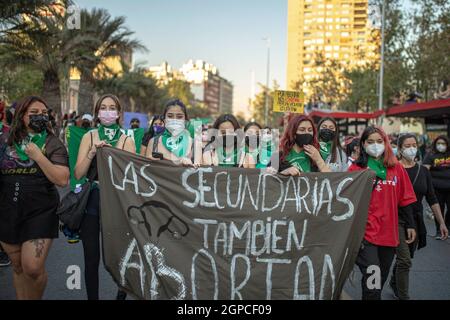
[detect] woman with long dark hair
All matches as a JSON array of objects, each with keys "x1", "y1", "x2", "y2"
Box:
[
  {"x1": 277, "y1": 115, "x2": 330, "y2": 175},
  {"x1": 0, "y1": 96, "x2": 69, "y2": 299},
  {"x1": 203, "y1": 114, "x2": 242, "y2": 167},
  {"x1": 145, "y1": 99, "x2": 195, "y2": 166},
  {"x1": 349, "y1": 126, "x2": 417, "y2": 300},
  {"x1": 74, "y1": 94, "x2": 135, "y2": 300},
  {"x1": 140, "y1": 115, "x2": 164, "y2": 156},
  {"x1": 317, "y1": 117, "x2": 347, "y2": 172},
  {"x1": 423, "y1": 135, "x2": 450, "y2": 239},
  {"x1": 389, "y1": 133, "x2": 448, "y2": 300}
]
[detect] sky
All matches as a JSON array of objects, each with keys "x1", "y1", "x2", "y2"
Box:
[{"x1": 74, "y1": 0, "x2": 288, "y2": 116}]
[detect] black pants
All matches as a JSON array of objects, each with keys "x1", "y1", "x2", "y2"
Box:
[
  {"x1": 434, "y1": 188, "x2": 450, "y2": 233},
  {"x1": 356, "y1": 240, "x2": 396, "y2": 300},
  {"x1": 80, "y1": 188, "x2": 101, "y2": 300}
]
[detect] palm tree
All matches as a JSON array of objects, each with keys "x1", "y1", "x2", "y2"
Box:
[
  {"x1": 73, "y1": 8, "x2": 146, "y2": 115},
  {"x1": 0, "y1": 2, "x2": 92, "y2": 112},
  {"x1": 96, "y1": 63, "x2": 167, "y2": 114}
]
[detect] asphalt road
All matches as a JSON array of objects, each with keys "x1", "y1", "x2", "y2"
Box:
[{"x1": 1, "y1": 188, "x2": 449, "y2": 300}]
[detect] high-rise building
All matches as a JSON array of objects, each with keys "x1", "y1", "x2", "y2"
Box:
[
  {"x1": 286, "y1": 0, "x2": 378, "y2": 98},
  {"x1": 179, "y1": 60, "x2": 233, "y2": 115}
]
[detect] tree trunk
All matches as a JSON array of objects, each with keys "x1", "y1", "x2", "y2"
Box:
[
  {"x1": 41, "y1": 69, "x2": 62, "y2": 114},
  {"x1": 77, "y1": 71, "x2": 96, "y2": 116}
]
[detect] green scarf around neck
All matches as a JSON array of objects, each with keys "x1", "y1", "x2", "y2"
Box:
[
  {"x1": 161, "y1": 129, "x2": 190, "y2": 158},
  {"x1": 368, "y1": 156, "x2": 387, "y2": 180},
  {"x1": 319, "y1": 141, "x2": 332, "y2": 161},
  {"x1": 286, "y1": 148, "x2": 311, "y2": 173},
  {"x1": 98, "y1": 124, "x2": 122, "y2": 147},
  {"x1": 14, "y1": 131, "x2": 47, "y2": 161},
  {"x1": 217, "y1": 146, "x2": 239, "y2": 167}
]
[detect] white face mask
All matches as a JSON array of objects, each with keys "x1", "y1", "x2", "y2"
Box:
[
  {"x1": 436, "y1": 144, "x2": 447, "y2": 153},
  {"x1": 165, "y1": 119, "x2": 185, "y2": 137},
  {"x1": 365, "y1": 143, "x2": 385, "y2": 158},
  {"x1": 401, "y1": 147, "x2": 417, "y2": 161}
]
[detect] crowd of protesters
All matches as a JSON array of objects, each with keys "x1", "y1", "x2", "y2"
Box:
[{"x1": 0, "y1": 96, "x2": 449, "y2": 301}]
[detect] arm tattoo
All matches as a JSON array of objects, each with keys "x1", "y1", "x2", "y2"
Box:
[{"x1": 30, "y1": 240, "x2": 46, "y2": 258}]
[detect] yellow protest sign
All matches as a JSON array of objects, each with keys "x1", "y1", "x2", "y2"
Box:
[{"x1": 273, "y1": 90, "x2": 304, "y2": 113}]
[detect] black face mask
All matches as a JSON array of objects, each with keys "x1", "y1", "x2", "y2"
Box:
[
  {"x1": 29, "y1": 114, "x2": 49, "y2": 133},
  {"x1": 221, "y1": 134, "x2": 237, "y2": 147},
  {"x1": 81, "y1": 120, "x2": 91, "y2": 129},
  {"x1": 131, "y1": 124, "x2": 140, "y2": 129},
  {"x1": 245, "y1": 135, "x2": 260, "y2": 148},
  {"x1": 319, "y1": 128, "x2": 336, "y2": 142},
  {"x1": 295, "y1": 133, "x2": 313, "y2": 147}
]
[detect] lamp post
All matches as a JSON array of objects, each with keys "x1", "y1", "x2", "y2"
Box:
[
  {"x1": 378, "y1": 0, "x2": 386, "y2": 126},
  {"x1": 263, "y1": 37, "x2": 271, "y2": 127}
]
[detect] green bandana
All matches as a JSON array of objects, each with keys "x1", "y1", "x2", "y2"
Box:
[
  {"x1": 368, "y1": 156, "x2": 387, "y2": 180},
  {"x1": 161, "y1": 129, "x2": 189, "y2": 158},
  {"x1": 258, "y1": 144, "x2": 272, "y2": 169},
  {"x1": 286, "y1": 148, "x2": 311, "y2": 173},
  {"x1": 218, "y1": 147, "x2": 239, "y2": 167},
  {"x1": 98, "y1": 124, "x2": 122, "y2": 147},
  {"x1": 319, "y1": 141, "x2": 332, "y2": 161},
  {"x1": 14, "y1": 131, "x2": 47, "y2": 161}
]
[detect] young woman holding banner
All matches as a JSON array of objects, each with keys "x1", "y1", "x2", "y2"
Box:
[
  {"x1": 203, "y1": 114, "x2": 242, "y2": 167},
  {"x1": 0, "y1": 96, "x2": 69, "y2": 299},
  {"x1": 348, "y1": 126, "x2": 417, "y2": 300},
  {"x1": 74, "y1": 94, "x2": 135, "y2": 300},
  {"x1": 317, "y1": 117, "x2": 347, "y2": 172},
  {"x1": 277, "y1": 115, "x2": 331, "y2": 175},
  {"x1": 145, "y1": 99, "x2": 197, "y2": 166}
]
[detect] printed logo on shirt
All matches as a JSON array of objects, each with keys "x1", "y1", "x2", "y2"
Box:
[
  {"x1": 434, "y1": 156, "x2": 450, "y2": 167},
  {"x1": 373, "y1": 177, "x2": 397, "y2": 192},
  {"x1": 1, "y1": 168, "x2": 38, "y2": 175}
]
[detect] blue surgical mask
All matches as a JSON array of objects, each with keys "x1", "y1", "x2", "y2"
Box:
[{"x1": 392, "y1": 147, "x2": 398, "y2": 156}]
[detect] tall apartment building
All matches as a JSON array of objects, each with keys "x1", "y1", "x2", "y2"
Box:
[{"x1": 286, "y1": 0, "x2": 378, "y2": 98}]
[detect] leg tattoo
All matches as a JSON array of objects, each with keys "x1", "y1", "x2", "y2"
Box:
[{"x1": 30, "y1": 240, "x2": 45, "y2": 258}]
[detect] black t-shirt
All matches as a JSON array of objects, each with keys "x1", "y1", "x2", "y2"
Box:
[
  {"x1": 404, "y1": 164, "x2": 438, "y2": 216},
  {"x1": 0, "y1": 133, "x2": 69, "y2": 186},
  {"x1": 423, "y1": 151, "x2": 450, "y2": 189}
]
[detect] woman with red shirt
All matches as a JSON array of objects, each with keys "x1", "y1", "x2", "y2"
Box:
[{"x1": 348, "y1": 126, "x2": 417, "y2": 300}]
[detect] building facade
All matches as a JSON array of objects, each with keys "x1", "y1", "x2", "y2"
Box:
[{"x1": 286, "y1": 0, "x2": 378, "y2": 98}]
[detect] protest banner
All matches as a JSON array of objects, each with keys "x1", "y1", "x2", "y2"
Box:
[{"x1": 97, "y1": 147, "x2": 374, "y2": 300}]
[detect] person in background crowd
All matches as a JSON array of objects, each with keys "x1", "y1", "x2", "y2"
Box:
[
  {"x1": 390, "y1": 137, "x2": 399, "y2": 156},
  {"x1": 201, "y1": 125, "x2": 211, "y2": 149},
  {"x1": 0, "y1": 96, "x2": 69, "y2": 299},
  {"x1": 74, "y1": 115, "x2": 82, "y2": 128},
  {"x1": 389, "y1": 133, "x2": 448, "y2": 300},
  {"x1": 423, "y1": 135, "x2": 450, "y2": 239},
  {"x1": 140, "y1": 115, "x2": 164, "y2": 156},
  {"x1": 6, "y1": 107, "x2": 15, "y2": 127},
  {"x1": 145, "y1": 100, "x2": 195, "y2": 166},
  {"x1": 345, "y1": 136, "x2": 360, "y2": 167},
  {"x1": 74, "y1": 94, "x2": 135, "y2": 300},
  {"x1": 203, "y1": 114, "x2": 242, "y2": 167},
  {"x1": 277, "y1": 115, "x2": 331, "y2": 175},
  {"x1": 0, "y1": 102, "x2": 12, "y2": 267},
  {"x1": 317, "y1": 117, "x2": 348, "y2": 172},
  {"x1": 349, "y1": 126, "x2": 417, "y2": 300},
  {"x1": 130, "y1": 118, "x2": 140, "y2": 129},
  {"x1": 239, "y1": 122, "x2": 261, "y2": 168},
  {"x1": 81, "y1": 114, "x2": 93, "y2": 130}
]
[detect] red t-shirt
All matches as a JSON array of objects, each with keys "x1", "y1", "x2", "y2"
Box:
[{"x1": 348, "y1": 162, "x2": 417, "y2": 247}]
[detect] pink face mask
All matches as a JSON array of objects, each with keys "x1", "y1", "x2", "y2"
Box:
[{"x1": 98, "y1": 110, "x2": 118, "y2": 126}]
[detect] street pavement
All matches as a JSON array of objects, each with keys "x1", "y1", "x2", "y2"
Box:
[{"x1": 1, "y1": 188, "x2": 449, "y2": 300}]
